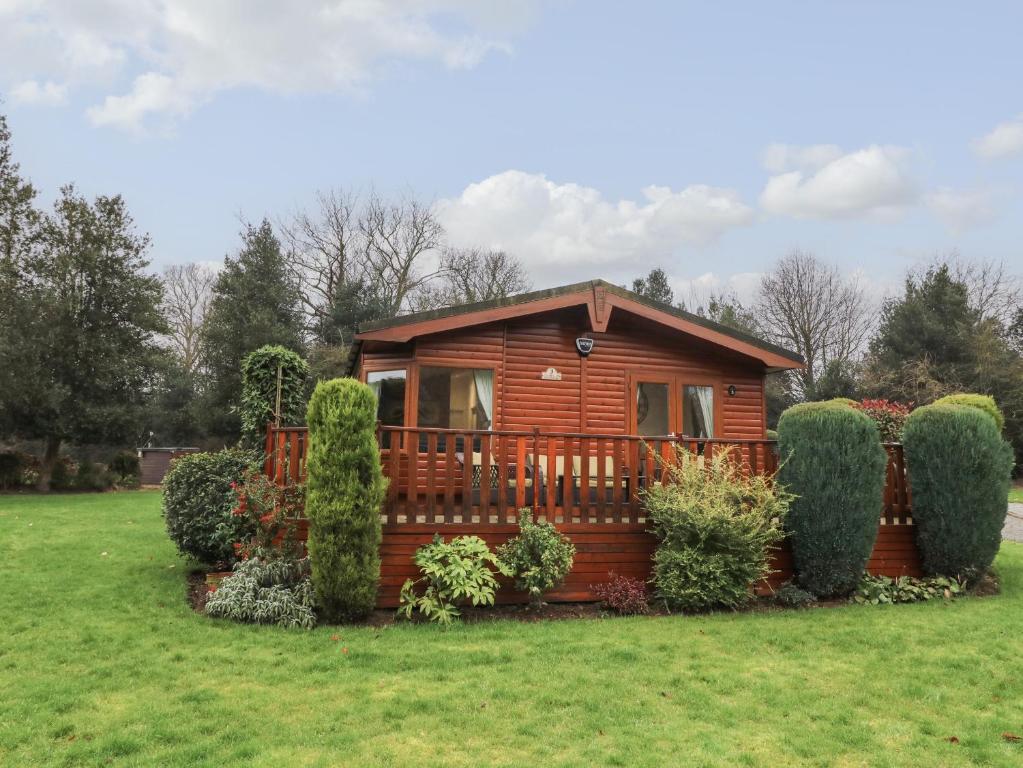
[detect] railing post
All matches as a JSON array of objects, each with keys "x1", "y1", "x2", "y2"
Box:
[
  {"x1": 532, "y1": 427, "x2": 541, "y2": 518},
  {"x1": 263, "y1": 422, "x2": 274, "y2": 478}
]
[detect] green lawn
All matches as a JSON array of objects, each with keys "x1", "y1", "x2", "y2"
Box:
[
  {"x1": 1010, "y1": 484, "x2": 1022, "y2": 504},
  {"x1": 2, "y1": 492, "x2": 1022, "y2": 767}
]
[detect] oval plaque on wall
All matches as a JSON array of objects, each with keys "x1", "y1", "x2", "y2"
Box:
[{"x1": 540, "y1": 367, "x2": 562, "y2": 381}]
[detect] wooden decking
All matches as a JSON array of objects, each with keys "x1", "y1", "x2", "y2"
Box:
[{"x1": 265, "y1": 425, "x2": 920, "y2": 605}]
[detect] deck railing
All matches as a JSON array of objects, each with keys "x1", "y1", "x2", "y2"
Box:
[{"x1": 265, "y1": 424, "x2": 914, "y2": 527}]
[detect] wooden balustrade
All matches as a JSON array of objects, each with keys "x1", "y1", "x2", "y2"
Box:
[{"x1": 265, "y1": 424, "x2": 786, "y2": 526}]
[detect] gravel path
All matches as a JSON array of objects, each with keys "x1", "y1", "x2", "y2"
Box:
[{"x1": 1005, "y1": 503, "x2": 1023, "y2": 542}]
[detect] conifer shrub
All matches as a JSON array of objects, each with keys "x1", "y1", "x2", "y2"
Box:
[
  {"x1": 777, "y1": 401, "x2": 887, "y2": 597},
  {"x1": 239, "y1": 345, "x2": 310, "y2": 449},
  {"x1": 644, "y1": 448, "x2": 789, "y2": 612},
  {"x1": 932, "y1": 393, "x2": 1004, "y2": 433},
  {"x1": 305, "y1": 378, "x2": 385, "y2": 622},
  {"x1": 162, "y1": 448, "x2": 256, "y2": 565},
  {"x1": 902, "y1": 403, "x2": 1013, "y2": 580}
]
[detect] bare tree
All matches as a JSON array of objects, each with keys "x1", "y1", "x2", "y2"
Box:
[
  {"x1": 417, "y1": 247, "x2": 531, "y2": 308},
  {"x1": 946, "y1": 254, "x2": 1022, "y2": 328},
  {"x1": 756, "y1": 251, "x2": 873, "y2": 397},
  {"x1": 161, "y1": 262, "x2": 216, "y2": 372},
  {"x1": 360, "y1": 193, "x2": 445, "y2": 315},
  {"x1": 279, "y1": 188, "x2": 363, "y2": 335}
]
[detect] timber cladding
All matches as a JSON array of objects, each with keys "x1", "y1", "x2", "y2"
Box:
[
  {"x1": 286, "y1": 518, "x2": 921, "y2": 606},
  {"x1": 357, "y1": 306, "x2": 769, "y2": 441}
]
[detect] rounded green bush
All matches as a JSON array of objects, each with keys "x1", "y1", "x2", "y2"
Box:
[
  {"x1": 903, "y1": 403, "x2": 1013, "y2": 580},
  {"x1": 826, "y1": 397, "x2": 857, "y2": 407},
  {"x1": 932, "y1": 393, "x2": 1004, "y2": 433},
  {"x1": 777, "y1": 401, "x2": 888, "y2": 597},
  {"x1": 305, "y1": 378, "x2": 385, "y2": 622},
  {"x1": 162, "y1": 448, "x2": 256, "y2": 565},
  {"x1": 240, "y1": 345, "x2": 310, "y2": 449}
]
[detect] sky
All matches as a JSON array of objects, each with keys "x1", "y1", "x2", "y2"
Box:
[{"x1": 3, "y1": 0, "x2": 1023, "y2": 305}]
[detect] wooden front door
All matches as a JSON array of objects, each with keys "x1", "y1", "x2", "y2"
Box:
[{"x1": 627, "y1": 373, "x2": 719, "y2": 438}]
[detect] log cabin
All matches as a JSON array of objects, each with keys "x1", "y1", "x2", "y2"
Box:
[{"x1": 265, "y1": 280, "x2": 921, "y2": 605}]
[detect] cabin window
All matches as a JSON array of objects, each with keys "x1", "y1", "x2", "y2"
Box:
[
  {"x1": 417, "y1": 366, "x2": 494, "y2": 431},
  {"x1": 636, "y1": 382, "x2": 671, "y2": 436},
  {"x1": 367, "y1": 369, "x2": 406, "y2": 447},
  {"x1": 682, "y1": 385, "x2": 714, "y2": 438}
]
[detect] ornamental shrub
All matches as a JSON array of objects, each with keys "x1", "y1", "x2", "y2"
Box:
[
  {"x1": 205, "y1": 556, "x2": 316, "y2": 629},
  {"x1": 932, "y1": 393, "x2": 1004, "y2": 433},
  {"x1": 777, "y1": 401, "x2": 888, "y2": 597},
  {"x1": 592, "y1": 573, "x2": 650, "y2": 615},
  {"x1": 853, "y1": 399, "x2": 912, "y2": 442},
  {"x1": 497, "y1": 511, "x2": 575, "y2": 606},
  {"x1": 229, "y1": 469, "x2": 305, "y2": 561},
  {"x1": 305, "y1": 378, "x2": 385, "y2": 622},
  {"x1": 772, "y1": 582, "x2": 815, "y2": 608},
  {"x1": 398, "y1": 535, "x2": 512, "y2": 624},
  {"x1": 902, "y1": 403, "x2": 1013, "y2": 580},
  {"x1": 108, "y1": 450, "x2": 141, "y2": 486},
  {"x1": 644, "y1": 447, "x2": 789, "y2": 612},
  {"x1": 162, "y1": 448, "x2": 256, "y2": 565},
  {"x1": 239, "y1": 345, "x2": 310, "y2": 449}
]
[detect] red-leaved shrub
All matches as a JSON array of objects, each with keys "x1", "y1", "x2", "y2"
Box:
[
  {"x1": 853, "y1": 399, "x2": 912, "y2": 442},
  {"x1": 592, "y1": 573, "x2": 649, "y2": 615}
]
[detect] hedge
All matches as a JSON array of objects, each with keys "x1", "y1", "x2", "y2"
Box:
[
  {"x1": 777, "y1": 401, "x2": 888, "y2": 597},
  {"x1": 305, "y1": 378, "x2": 385, "y2": 622},
  {"x1": 903, "y1": 402, "x2": 1013, "y2": 580},
  {"x1": 162, "y1": 448, "x2": 256, "y2": 565}
]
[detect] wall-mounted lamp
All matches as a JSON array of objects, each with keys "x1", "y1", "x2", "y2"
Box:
[{"x1": 727, "y1": 385, "x2": 737, "y2": 397}]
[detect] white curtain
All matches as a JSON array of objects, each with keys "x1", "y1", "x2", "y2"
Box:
[
  {"x1": 694, "y1": 386, "x2": 714, "y2": 437},
  {"x1": 473, "y1": 369, "x2": 494, "y2": 428}
]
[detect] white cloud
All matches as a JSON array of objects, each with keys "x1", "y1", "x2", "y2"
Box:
[
  {"x1": 434, "y1": 170, "x2": 755, "y2": 283},
  {"x1": 672, "y1": 271, "x2": 763, "y2": 308},
  {"x1": 9, "y1": 79, "x2": 67, "y2": 106},
  {"x1": 760, "y1": 144, "x2": 918, "y2": 219},
  {"x1": 0, "y1": 1, "x2": 520, "y2": 131},
  {"x1": 924, "y1": 186, "x2": 998, "y2": 232},
  {"x1": 761, "y1": 143, "x2": 843, "y2": 173},
  {"x1": 972, "y1": 114, "x2": 1023, "y2": 160}
]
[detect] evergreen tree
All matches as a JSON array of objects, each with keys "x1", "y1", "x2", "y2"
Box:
[
  {"x1": 0, "y1": 185, "x2": 165, "y2": 490},
  {"x1": 631, "y1": 268, "x2": 675, "y2": 305},
  {"x1": 199, "y1": 220, "x2": 304, "y2": 440}
]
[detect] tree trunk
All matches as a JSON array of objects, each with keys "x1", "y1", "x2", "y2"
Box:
[{"x1": 36, "y1": 436, "x2": 62, "y2": 492}]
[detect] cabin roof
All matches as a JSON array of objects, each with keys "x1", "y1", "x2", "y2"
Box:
[{"x1": 350, "y1": 279, "x2": 804, "y2": 373}]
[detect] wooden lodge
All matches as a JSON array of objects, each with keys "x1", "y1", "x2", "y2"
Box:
[{"x1": 265, "y1": 280, "x2": 921, "y2": 606}]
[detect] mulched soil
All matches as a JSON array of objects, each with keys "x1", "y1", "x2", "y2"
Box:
[{"x1": 187, "y1": 570, "x2": 210, "y2": 614}]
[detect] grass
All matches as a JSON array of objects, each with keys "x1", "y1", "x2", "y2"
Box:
[
  {"x1": 1010, "y1": 483, "x2": 1022, "y2": 503},
  {"x1": 1, "y1": 492, "x2": 1022, "y2": 767}
]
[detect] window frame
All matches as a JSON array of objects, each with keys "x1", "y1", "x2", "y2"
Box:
[{"x1": 626, "y1": 371, "x2": 721, "y2": 438}]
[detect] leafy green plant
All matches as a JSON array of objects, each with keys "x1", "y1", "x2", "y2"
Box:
[
  {"x1": 644, "y1": 447, "x2": 790, "y2": 613},
  {"x1": 162, "y1": 448, "x2": 257, "y2": 565},
  {"x1": 239, "y1": 345, "x2": 310, "y2": 449},
  {"x1": 73, "y1": 460, "x2": 113, "y2": 491},
  {"x1": 903, "y1": 402, "x2": 1014, "y2": 581},
  {"x1": 772, "y1": 582, "x2": 816, "y2": 608},
  {"x1": 398, "y1": 535, "x2": 512, "y2": 624},
  {"x1": 851, "y1": 574, "x2": 964, "y2": 605},
  {"x1": 497, "y1": 511, "x2": 575, "y2": 607},
  {"x1": 305, "y1": 378, "x2": 385, "y2": 622},
  {"x1": 777, "y1": 401, "x2": 888, "y2": 597},
  {"x1": 932, "y1": 393, "x2": 1005, "y2": 432},
  {"x1": 205, "y1": 556, "x2": 316, "y2": 629}
]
